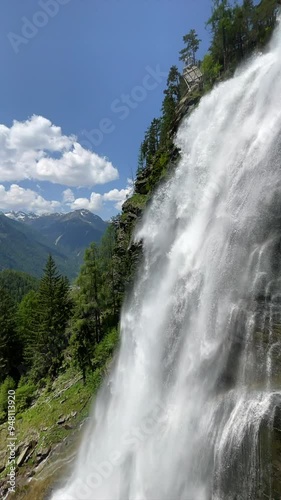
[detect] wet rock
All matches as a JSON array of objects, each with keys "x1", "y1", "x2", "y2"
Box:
[
  {"x1": 36, "y1": 446, "x2": 51, "y2": 464},
  {"x1": 17, "y1": 446, "x2": 30, "y2": 467}
]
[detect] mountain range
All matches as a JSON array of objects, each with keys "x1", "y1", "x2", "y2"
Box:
[{"x1": 0, "y1": 210, "x2": 108, "y2": 279}]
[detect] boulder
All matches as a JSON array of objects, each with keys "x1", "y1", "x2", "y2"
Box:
[
  {"x1": 57, "y1": 416, "x2": 66, "y2": 425},
  {"x1": 17, "y1": 446, "x2": 30, "y2": 467},
  {"x1": 36, "y1": 446, "x2": 51, "y2": 464},
  {"x1": 17, "y1": 439, "x2": 37, "y2": 466},
  {"x1": 63, "y1": 423, "x2": 73, "y2": 430}
]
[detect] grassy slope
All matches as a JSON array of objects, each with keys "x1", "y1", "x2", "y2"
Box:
[{"x1": 0, "y1": 329, "x2": 119, "y2": 499}]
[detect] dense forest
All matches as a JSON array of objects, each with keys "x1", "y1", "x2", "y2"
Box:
[{"x1": 0, "y1": 0, "x2": 278, "y2": 424}]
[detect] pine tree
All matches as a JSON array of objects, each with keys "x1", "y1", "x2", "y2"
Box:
[
  {"x1": 160, "y1": 66, "x2": 181, "y2": 147},
  {"x1": 32, "y1": 255, "x2": 71, "y2": 379},
  {"x1": 70, "y1": 244, "x2": 102, "y2": 382},
  {"x1": 138, "y1": 119, "x2": 161, "y2": 169},
  {"x1": 146, "y1": 118, "x2": 161, "y2": 163},
  {"x1": 207, "y1": 0, "x2": 233, "y2": 70},
  {"x1": 179, "y1": 29, "x2": 201, "y2": 66},
  {"x1": 0, "y1": 288, "x2": 21, "y2": 383},
  {"x1": 255, "y1": 0, "x2": 277, "y2": 45},
  {"x1": 70, "y1": 295, "x2": 94, "y2": 384},
  {"x1": 99, "y1": 225, "x2": 119, "y2": 326},
  {"x1": 137, "y1": 142, "x2": 145, "y2": 173},
  {"x1": 16, "y1": 290, "x2": 39, "y2": 370}
]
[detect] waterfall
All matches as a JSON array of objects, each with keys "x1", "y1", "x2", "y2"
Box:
[{"x1": 52, "y1": 20, "x2": 281, "y2": 500}]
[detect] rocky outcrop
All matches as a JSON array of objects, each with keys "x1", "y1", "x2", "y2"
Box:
[
  {"x1": 36, "y1": 446, "x2": 51, "y2": 465},
  {"x1": 17, "y1": 439, "x2": 37, "y2": 467}
]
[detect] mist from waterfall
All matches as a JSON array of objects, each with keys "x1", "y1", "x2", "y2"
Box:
[{"x1": 52, "y1": 18, "x2": 281, "y2": 500}]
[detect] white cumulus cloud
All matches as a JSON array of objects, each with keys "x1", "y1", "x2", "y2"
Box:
[
  {"x1": 0, "y1": 115, "x2": 119, "y2": 187},
  {"x1": 70, "y1": 192, "x2": 103, "y2": 212},
  {"x1": 65, "y1": 180, "x2": 134, "y2": 212},
  {"x1": 103, "y1": 179, "x2": 134, "y2": 209},
  {"x1": 62, "y1": 188, "x2": 75, "y2": 203},
  {"x1": 0, "y1": 184, "x2": 61, "y2": 214},
  {"x1": 0, "y1": 179, "x2": 134, "y2": 216}
]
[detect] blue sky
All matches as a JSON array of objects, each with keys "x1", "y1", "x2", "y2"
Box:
[{"x1": 0, "y1": 0, "x2": 211, "y2": 219}]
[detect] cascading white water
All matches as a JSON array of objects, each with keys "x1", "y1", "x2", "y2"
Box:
[{"x1": 52, "y1": 20, "x2": 281, "y2": 500}]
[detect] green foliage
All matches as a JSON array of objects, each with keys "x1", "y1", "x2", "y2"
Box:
[
  {"x1": 206, "y1": 0, "x2": 278, "y2": 72},
  {"x1": 201, "y1": 53, "x2": 222, "y2": 88},
  {"x1": 70, "y1": 243, "x2": 102, "y2": 382},
  {"x1": 140, "y1": 118, "x2": 161, "y2": 169},
  {"x1": 15, "y1": 383, "x2": 37, "y2": 412},
  {"x1": 126, "y1": 193, "x2": 148, "y2": 209},
  {"x1": 136, "y1": 65, "x2": 181, "y2": 178},
  {"x1": 255, "y1": 0, "x2": 278, "y2": 45},
  {"x1": 0, "y1": 376, "x2": 16, "y2": 423},
  {"x1": 30, "y1": 255, "x2": 72, "y2": 380},
  {"x1": 145, "y1": 151, "x2": 172, "y2": 192},
  {"x1": 92, "y1": 328, "x2": 119, "y2": 371},
  {"x1": 0, "y1": 288, "x2": 21, "y2": 383},
  {"x1": 160, "y1": 66, "x2": 182, "y2": 148},
  {"x1": 137, "y1": 143, "x2": 146, "y2": 173},
  {"x1": 69, "y1": 227, "x2": 123, "y2": 383},
  {"x1": 179, "y1": 29, "x2": 201, "y2": 65},
  {"x1": 99, "y1": 225, "x2": 120, "y2": 327},
  {"x1": 0, "y1": 270, "x2": 39, "y2": 303},
  {"x1": 16, "y1": 290, "x2": 40, "y2": 369}
]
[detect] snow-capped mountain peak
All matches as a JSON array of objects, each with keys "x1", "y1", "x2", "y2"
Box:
[{"x1": 4, "y1": 211, "x2": 39, "y2": 222}]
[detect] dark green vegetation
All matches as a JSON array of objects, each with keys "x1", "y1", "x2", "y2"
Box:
[
  {"x1": 0, "y1": 209, "x2": 107, "y2": 279},
  {"x1": 0, "y1": 249, "x2": 120, "y2": 497},
  {"x1": 0, "y1": 1, "x2": 279, "y2": 497},
  {"x1": 0, "y1": 246, "x2": 121, "y2": 424},
  {"x1": 203, "y1": 0, "x2": 278, "y2": 85},
  {"x1": 0, "y1": 270, "x2": 38, "y2": 303}
]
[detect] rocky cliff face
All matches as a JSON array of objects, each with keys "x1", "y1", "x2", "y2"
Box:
[{"x1": 113, "y1": 89, "x2": 201, "y2": 293}]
